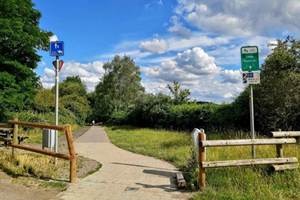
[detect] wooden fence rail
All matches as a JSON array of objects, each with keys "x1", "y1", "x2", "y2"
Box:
[
  {"x1": 272, "y1": 131, "x2": 300, "y2": 138},
  {"x1": 201, "y1": 138, "x2": 296, "y2": 147},
  {"x1": 203, "y1": 157, "x2": 298, "y2": 168},
  {"x1": 0, "y1": 119, "x2": 77, "y2": 183},
  {"x1": 195, "y1": 129, "x2": 299, "y2": 191}
]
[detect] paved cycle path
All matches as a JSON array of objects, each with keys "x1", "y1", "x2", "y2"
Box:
[{"x1": 57, "y1": 126, "x2": 189, "y2": 200}]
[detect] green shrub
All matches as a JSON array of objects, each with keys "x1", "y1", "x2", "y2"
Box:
[
  {"x1": 13, "y1": 109, "x2": 77, "y2": 125},
  {"x1": 108, "y1": 110, "x2": 129, "y2": 125},
  {"x1": 168, "y1": 103, "x2": 219, "y2": 130}
]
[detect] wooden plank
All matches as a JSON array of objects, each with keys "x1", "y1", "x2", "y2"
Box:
[
  {"x1": 202, "y1": 157, "x2": 298, "y2": 168},
  {"x1": 272, "y1": 131, "x2": 300, "y2": 138},
  {"x1": 0, "y1": 128, "x2": 13, "y2": 132},
  {"x1": 9, "y1": 144, "x2": 70, "y2": 160},
  {"x1": 8, "y1": 120, "x2": 67, "y2": 131},
  {"x1": 65, "y1": 125, "x2": 77, "y2": 183},
  {"x1": 0, "y1": 123, "x2": 11, "y2": 128},
  {"x1": 198, "y1": 130, "x2": 206, "y2": 191},
  {"x1": 201, "y1": 138, "x2": 296, "y2": 147},
  {"x1": 12, "y1": 118, "x2": 18, "y2": 159},
  {"x1": 176, "y1": 172, "x2": 186, "y2": 188},
  {"x1": 272, "y1": 163, "x2": 299, "y2": 171}
]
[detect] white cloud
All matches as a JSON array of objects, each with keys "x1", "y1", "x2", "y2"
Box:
[
  {"x1": 175, "y1": 0, "x2": 300, "y2": 37},
  {"x1": 142, "y1": 47, "x2": 244, "y2": 103},
  {"x1": 176, "y1": 47, "x2": 220, "y2": 75},
  {"x1": 140, "y1": 39, "x2": 168, "y2": 53},
  {"x1": 49, "y1": 35, "x2": 59, "y2": 42},
  {"x1": 41, "y1": 61, "x2": 104, "y2": 92},
  {"x1": 167, "y1": 34, "x2": 231, "y2": 52},
  {"x1": 222, "y1": 69, "x2": 241, "y2": 83},
  {"x1": 168, "y1": 16, "x2": 192, "y2": 38}
]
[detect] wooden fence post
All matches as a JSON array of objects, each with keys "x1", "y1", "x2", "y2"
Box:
[
  {"x1": 198, "y1": 129, "x2": 206, "y2": 191},
  {"x1": 65, "y1": 125, "x2": 77, "y2": 183},
  {"x1": 12, "y1": 117, "x2": 18, "y2": 159},
  {"x1": 276, "y1": 129, "x2": 283, "y2": 158}
]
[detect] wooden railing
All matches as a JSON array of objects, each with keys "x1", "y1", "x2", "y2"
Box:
[
  {"x1": 193, "y1": 129, "x2": 300, "y2": 191},
  {"x1": 0, "y1": 119, "x2": 77, "y2": 183}
]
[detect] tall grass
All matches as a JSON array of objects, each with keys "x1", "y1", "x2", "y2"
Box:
[
  {"x1": 0, "y1": 150, "x2": 67, "y2": 179},
  {"x1": 105, "y1": 126, "x2": 300, "y2": 200},
  {"x1": 105, "y1": 126, "x2": 191, "y2": 168}
]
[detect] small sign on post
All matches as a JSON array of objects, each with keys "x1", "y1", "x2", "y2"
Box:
[
  {"x1": 52, "y1": 60, "x2": 64, "y2": 71},
  {"x1": 241, "y1": 46, "x2": 259, "y2": 72},
  {"x1": 242, "y1": 72, "x2": 260, "y2": 84},
  {"x1": 50, "y1": 41, "x2": 64, "y2": 57}
]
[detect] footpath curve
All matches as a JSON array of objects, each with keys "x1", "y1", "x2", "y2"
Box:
[{"x1": 57, "y1": 126, "x2": 190, "y2": 200}]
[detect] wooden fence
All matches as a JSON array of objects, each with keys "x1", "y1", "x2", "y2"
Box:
[
  {"x1": 0, "y1": 119, "x2": 77, "y2": 183},
  {"x1": 195, "y1": 129, "x2": 300, "y2": 191}
]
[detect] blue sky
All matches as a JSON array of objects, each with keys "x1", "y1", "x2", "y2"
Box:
[{"x1": 34, "y1": 0, "x2": 300, "y2": 103}]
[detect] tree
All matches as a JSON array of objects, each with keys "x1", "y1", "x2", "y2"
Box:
[
  {"x1": 58, "y1": 76, "x2": 91, "y2": 124},
  {"x1": 235, "y1": 37, "x2": 300, "y2": 132},
  {"x1": 34, "y1": 88, "x2": 54, "y2": 112},
  {"x1": 254, "y1": 38, "x2": 300, "y2": 131},
  {"x1": 0, "y1": 0, "x2": 51, "y2": 120},
  {"x1": 59, "y1": 76, "x2": 87, "y2": 96},
  {"x1": 167, "y1": 81, "x2": 191, "y2": 104},
  {"x1": 94, "y1": 55, "x2": 144, "y2": 121}
]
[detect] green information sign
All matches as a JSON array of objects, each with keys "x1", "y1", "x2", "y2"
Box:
[{"x1": 241, "y1": 46, "x2": 259, "y2": 72}]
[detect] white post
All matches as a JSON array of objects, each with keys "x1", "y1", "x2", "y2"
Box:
[
  {"x1": 250, "y1": 85, "x2": 256, "y2": 158},
  {"x1": 55, "y1": 56, "x2": 59, "y2": 158}
]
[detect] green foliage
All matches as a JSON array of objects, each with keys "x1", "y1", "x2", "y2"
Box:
[
  {"x1": 127, "y1": 93, "x2": 172, "y2": 127},
  {"x1": 167, "y1": 81, "x2": 191, "y2": 104},
  {"x1": 59, "y1": 76, "x2": 87, "y2": 96},
  {"x1": 127, "y1": 94, "x2": 221, "y2": 131},
  {"x1": 58, "y1": 76, "x2": 91, "y2": 125},
  {"x1": 0, "y1": 0, "x2": 51, "y2": 121},
  {"x1": 60, "y1": 94, "x2": 91, "y2": 124},
  {"x1": 168, "y1": 103, "x2": 219, "y2": 130},
  {"x1": 235, "y1": 38, "x2": 300, "y2": 132},
  {"x1": 20, "y1": 76, "x2": 91, "y2": 125},
  {"x1": 93, "y1": 55, "x2": 144, "y2": 121},
  {"x1": 15, "y1": 109, "x2": 77, "y2": 125},
  {"x1": 34, "y1": 88, "x2": 54, "y2": 112}
]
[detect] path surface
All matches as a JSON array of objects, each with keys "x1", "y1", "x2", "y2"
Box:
[
  {"x1": 57, "y1": 126, "x2": 190, "y2": 200},
  {"x1": 0, "y1": 171, "x2": 59, "y2": 200}
]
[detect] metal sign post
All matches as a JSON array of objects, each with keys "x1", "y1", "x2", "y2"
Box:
[
  {"x1": 55, "y1": 56, "x2": 59, "y2": 156},
  {"x1": 249, "y1": 85, "x2": 255, "y2": 158},
  {"x1": 50, "y1": 41, "x2": 64, "y2": 161},
  {"x1": 241, "y1": 46, "x2": 260, "y2": 158}
]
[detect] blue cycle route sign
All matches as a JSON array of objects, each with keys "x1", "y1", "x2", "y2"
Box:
[{"x1": 50, "y1": 41, "x2": 64, "y2": 57}]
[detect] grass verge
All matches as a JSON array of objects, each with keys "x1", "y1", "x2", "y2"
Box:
[{"x1": 105, "y1": 125, "x2": 300, "y2": 200}]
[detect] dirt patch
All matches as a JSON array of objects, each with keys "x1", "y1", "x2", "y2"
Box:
[{"x1": 0, "y1": 171, "x2": 61, "y2": 200}]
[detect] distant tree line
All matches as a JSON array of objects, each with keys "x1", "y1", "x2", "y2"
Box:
[{"x1": 89, "y1": 38, "x2": 300, "y2": 133}]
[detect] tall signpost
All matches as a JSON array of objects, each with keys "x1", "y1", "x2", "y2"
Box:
[
  {"x1": 50, "y1": 41, "x2": 64, "y2": 161},
  {"x1": 241, "y1": 46, "x2": 260, "y2": 158}
]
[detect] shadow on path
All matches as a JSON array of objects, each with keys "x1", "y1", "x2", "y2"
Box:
[
  {"x1": 143, "y1": 169, "x2": 175, "y2": 178},
  {"x1": 111, "y1": 162, "x2": 174, "y2": 171},
  {"x1": 136, "y1": 183, "x2": 177, "y2": 193}
]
